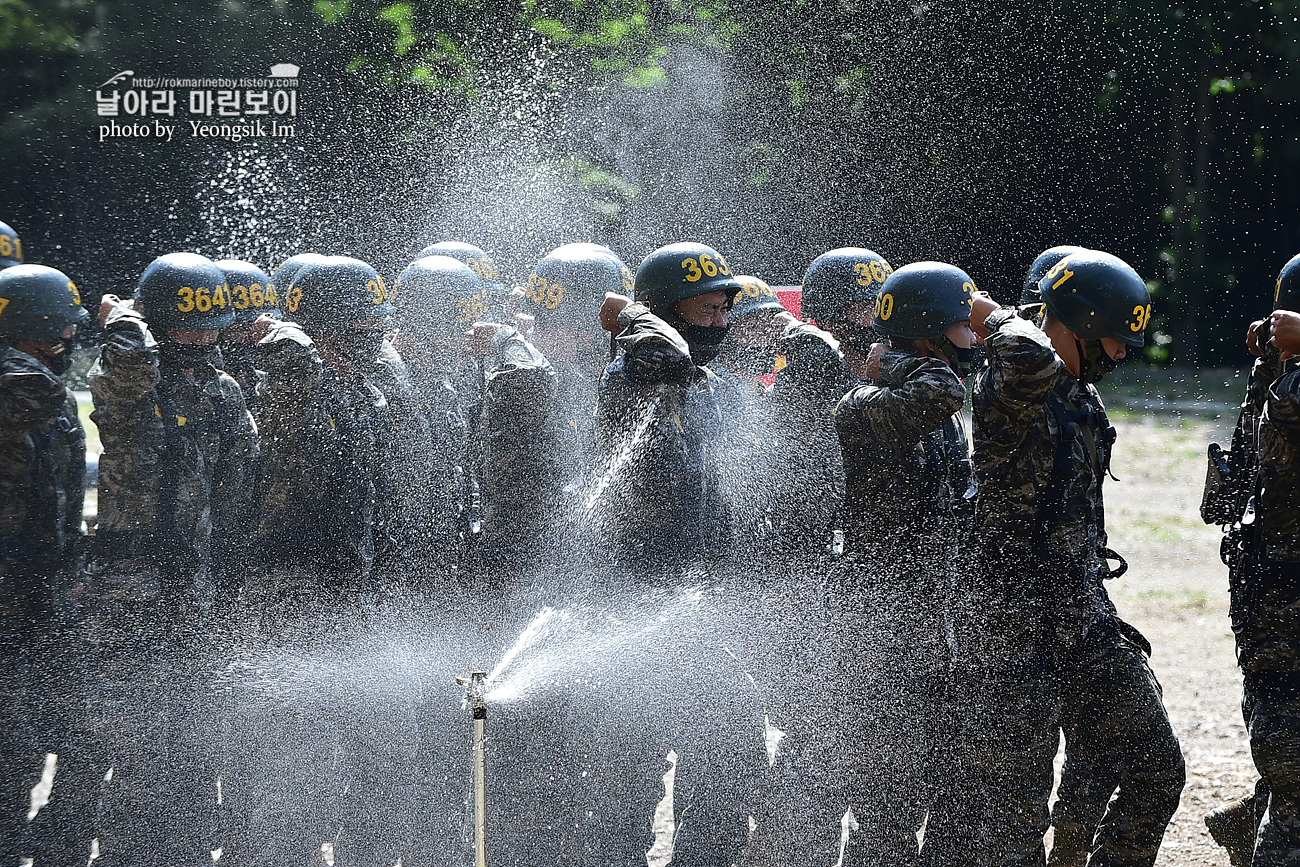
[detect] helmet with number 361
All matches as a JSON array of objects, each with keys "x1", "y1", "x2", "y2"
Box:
[
  {"x1": 1039, "y1": 249, "x2": 1150, "y2": 347},
  {"x1": 214, "y1": 259, "x2": 277, "y2": 324},
  {"x1": 136, "y1": 252, "x2": 235, "y2": 330},
  {"x1": 633, "y1": 242, "x2": 743, "y2": 316},
  {"x1": 283, "y1": 256, "x2": 394, "y2": 334},
  {"x1": 0, "y1": 221, "x2": 24, "y2": 269}
]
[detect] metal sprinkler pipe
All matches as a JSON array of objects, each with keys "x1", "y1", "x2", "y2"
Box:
[{"x1": 457, "y1": 671, "x2": 489, "y2": 867}]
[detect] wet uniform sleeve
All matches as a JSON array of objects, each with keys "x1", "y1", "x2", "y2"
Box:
[
  {"x1": 483, "y1": 327, "x2": 558, "y2": 441},
  {"x1": 976, "y1": 306, "x2": 1061, "y2": 443},
  {"x1": 0, "y1": 350, "x2": 74, "y2": 560},
  {"x1": 772, "y1": 320, "x2": 845, "y2": 392},
  {"x1": 0, "y1": 350, "x2": 68, "y2": 435},
  {"x1": 1258, "y1": 365, "x2": 1300, "y2": 559},
  {"x1": 254, "y1": 321, "x2": 325, "y2": 535},
  {"x1": 211, "y1": 372, "x2": 260, "y2": 541},
  {"x1": 835, "y1": 351, "x2": 966, "y2": 453},
  {"x1": 89, "y1": 305, "x2": 160, "y2": 408}
]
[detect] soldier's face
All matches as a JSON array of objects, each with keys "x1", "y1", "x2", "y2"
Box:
[
  {"x1": 165, "y1": 328, "x2": 219, "y2": 345},
  {"x1": 945, "y1": 321, "x2": 976, "y2": 348},
  {"x1": 675, "y1": 291, "x2": 730, "y2": 327},
  {"x1": 1100, "y1": 336, "x2": 1127, "y2": 362}
]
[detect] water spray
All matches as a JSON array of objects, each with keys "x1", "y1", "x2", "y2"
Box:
[{"x1": 457, "y1": 671, "x2": 489, "y2": 867}]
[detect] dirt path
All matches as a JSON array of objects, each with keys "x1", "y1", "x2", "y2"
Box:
[{"x1": 1104, "y1": 416, "x2": 1253, "y2": 866}]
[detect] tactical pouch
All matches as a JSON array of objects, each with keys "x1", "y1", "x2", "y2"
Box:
[{"x1": 1200, "y1": 442, "x2": 1237, "y2": 525}]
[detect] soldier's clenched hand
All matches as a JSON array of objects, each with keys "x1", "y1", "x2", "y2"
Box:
[
  {"x1": 599, "y1": 293, "x2": 632, "y2": 333},
  {"x1": 626, "y1": 345, "x2": 698, "y2": 385},
  {"x1": 99, "y1": 294, "x2": 122, "y2": 329},
  {"x1": 1269, "y1": 310, "x2": 1300, "y2": 360}
]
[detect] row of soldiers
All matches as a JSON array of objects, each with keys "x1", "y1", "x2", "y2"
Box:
[{"x1": 0, "y1": 213, "x2": 1296, "y2": 865}]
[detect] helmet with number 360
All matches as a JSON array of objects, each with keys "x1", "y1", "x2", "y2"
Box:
[
  {"x1": 0, "y1": 221, "x2": 24, "y2": 269},
  {"x1": 284, "y1": 256, "x2": 394, "y2": 334},
  {"x1": 137, "y1": 252, "x2": 235, "y2": 330},
  {"x1": 800, "y1": 247, "x2": 894, "y2": 327},
  {"x1": 1039, "y1": 249, "x2": 1150, "y2": 347},
  {"x1": 528, "y1": 244, "x2": 633, "y2": 328},
  {"x1": 634, "y1": 242, "x2": 743, "y2": 316},
  {"x1": 214, "y1": 259, "x2": 277, "y2": 324}
]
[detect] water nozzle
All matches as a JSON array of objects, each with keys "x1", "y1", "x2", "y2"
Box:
[{"x1": 458, "y1": 671, "x2": 488, "y2": 712}]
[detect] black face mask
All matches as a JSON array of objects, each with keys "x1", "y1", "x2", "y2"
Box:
[
  {"x1": 37, "y1": 338, "x2": 75, "y2": 375},
  {"x1": 158, "y1": 340, "x2": 219, "y2": 365},
  {"x1": 934, "y1": 336, "x2": 983, "y2": 378},
  {"x1": 219, "y1": 341, "x2": 257, "y2": 372},
  {"x1": 836, "y1": 321, "x2": 878, "y2": 357},
  {"x1": 340, "y1": 329, "x2": 385, "y2": 361},
  {"x1": 678, "y1": 323, "x2": 730, "y2": 365},
  {"x1": 1075, "y1": 338, "x2": 1119, "y2": 384}
]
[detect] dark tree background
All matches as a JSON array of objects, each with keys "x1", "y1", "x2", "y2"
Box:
[{"x1": 2, "y1": 0, "x2": 1297, "y2": 365}]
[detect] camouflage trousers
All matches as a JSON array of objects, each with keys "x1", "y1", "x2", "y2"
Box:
[
  {"x1": 1232, "y1": 555, "x2": 1300, "y2": 867},
  {"x1": 933, "y1": 581, "x2": 1184, "y2": 867}
]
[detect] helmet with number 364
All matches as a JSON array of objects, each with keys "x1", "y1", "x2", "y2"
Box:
[
  {"x1": 1039, "y1": 249, "x2": 1150, "y2": 347},
  {"x1": 283, "y1": 256, "x2": 395, "y2": 334},
  {"x1": 136, "y1": 252, "x2": 235, "y2": 330},
  {"x1": 634, "y1": 242, "x2": 743, "y2": 316},
  {"x1": 214, "y1": 259, "x2": 277, "y2": 324}
]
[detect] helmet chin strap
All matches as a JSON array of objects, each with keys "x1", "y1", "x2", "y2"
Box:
[{"x1": 1074, "y1": 337, "x2": 1117, "y2": 384}]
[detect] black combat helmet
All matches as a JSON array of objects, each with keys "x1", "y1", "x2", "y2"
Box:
[
  {"x1": 528, "y1": 243, "x2": 633, "y2": 328},
  {"x1": 214, "y1": 259, "x2": 277, "y2": 324},
  {"x1": 730, "y1": 275, "x2": 786, "y2": 321},
  {"x1": 0, "y1": 264, "x2": 89, "y2": 341},
  {"x1": 634, "y1": 242, "x2": 742, "y2": 313},
  {"x1": 800, "y1": 247, "x2": 893, "y2": 326},
  {"x1": 284, "y1": 256, "x2": 394, "y2": 334},
  {"x1": 270, "y1": 253, "x2": 328, "y2": 312},
  {"x1": 396, "y1": 254, "x2": 490, "y2": 334},
  {"x1": 419, "y1": 241, "x2": 506, "y2": 305},
  {"x1": 876, "y1": 262, "x2": 979, "y2": 375},
  {"x1": 1021, "y1": 245, "x2": 1087, "y2": 306},
  {"x1": 1040, "y1": 249, "x2": 1150, "y2": 383},
  {"x1": 1274, "y1": 253, "x2": 1300, "y2": 312},
  {"x1": 0, "y1": 221, "x2": 23, "y2": 269},
  {"x1": 137, "y1": 252, "x2": 235, "y2": 330}
]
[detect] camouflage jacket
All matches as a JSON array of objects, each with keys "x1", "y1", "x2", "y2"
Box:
[
  {"x1": 471, "y1": 327, "x2": 561, "y2": 565},
  {"x1": 254, "y1": 321, "x2": 381, "y2": 576},
  {"x1": 89, "y1": 305, "x2": 258, "y2": 571},
  {"x1": 595, "y1": 303, "x2": 730, "y2": 568},
  {"x1": 0, "y1": 342, "x2": 86, "y2": 571},
  {"x1": 1253, "y1": 360, "x2": 1300, "y2": 561},
  {"x1": 369, "y1": 339, "x2": 462, "y2": 569},
  {"x1": 971, "y1": 307, "x2": 1116, "y2": 603},
  {"x1": 835, "y1": 349, "x2": 970, "y2": 564}
]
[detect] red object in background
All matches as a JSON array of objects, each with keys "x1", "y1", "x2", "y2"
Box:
[{"x1": 774, "y1": 286, "x2": 801, "y2": 319}]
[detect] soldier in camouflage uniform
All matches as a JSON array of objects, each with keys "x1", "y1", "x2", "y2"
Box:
[
  {"x1": 0, "y1": 263, "x2": 95, "y2": 863},
  {"x1": 821, "y1": 262, "x2": 977, "y2": 867},
  {"x1": 88, "y1": 252, "x2": 258, "y2": 609},
  {"x1": 946, "y1": 249, "x2": 1184, "y2": 867},
  {"x1": 213, "y1": 259, "x2": 278, "y2": 419}
]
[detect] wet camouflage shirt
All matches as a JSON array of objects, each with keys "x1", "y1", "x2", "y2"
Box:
[
  {"x1": 835, "y1": 349, "x2": 970, "y2": 560},
  {"x1": 971, "y1": 307, "x2": 1113, "y2": 600},
  {"x1": 1255, "y1": 361, "x2": 1300, "y2": 561},
  {"x1": 0, "y1": 342, "x2": 85, "y2": 569},
  {"x1": 89, "y1": 306, "x2": 258, "y2": 569},
  {"x1": 596, "y1": 302, "x2": 730, "y2": 566}
]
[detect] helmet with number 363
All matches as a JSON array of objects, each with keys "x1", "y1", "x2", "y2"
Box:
[
  {"x1": 634, "y1": 242, "x2": 743, "y2": 316},
  {"x1": 800, "y1": 247, "x2": 894, "y2": 327},
  {"x1": 283, "y1": 256, "x2": 395, "y2": 334},
  {"x1": 136, "y1": 252, "x2": 235, "y2": 330},
  {"x1": 214, "y1": 259, "x2": 277, "y2": 324},
  {"x1": 1039, "y1": 249, "x2": 1150, "y2": 347}
]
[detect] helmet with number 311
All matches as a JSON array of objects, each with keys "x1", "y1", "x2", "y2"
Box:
[
  {"x1": 634, "y1": 242, "x2": 743, "y2": 316},
  {"x1": 137, "y1": 252, "x2": 235, "y2": 330},
  {"x1": 1039, "y1": 249, "x2": 1150, "y2": 347},
  {"x1": 284, "y1": 256, "x2": 394, "y2": 334}
]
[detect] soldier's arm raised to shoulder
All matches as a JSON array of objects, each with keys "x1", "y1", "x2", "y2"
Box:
[
  {"x1": 980, "y1": 305, "x2": 1060, "y2": 421},
  {"x1": 257, "y1": 317, "x2": 324, "y2": 396},
  {"x1": 836, "y1": 351, "x2": 966, "y2": 450},
  {"x1": 89, "y1": 299, "x2": 160, "y2": 405}
]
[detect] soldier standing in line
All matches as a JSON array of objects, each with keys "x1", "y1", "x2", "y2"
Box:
[
  {"x1": 823, "y1": 262, "x2": 977, "y2": 867},
  {"x1": 0, "y1": 263, "x2": 95, "y2": 864},
  {"x1": 946, "y1": 250, "x2": 1185, "y2": 867}
]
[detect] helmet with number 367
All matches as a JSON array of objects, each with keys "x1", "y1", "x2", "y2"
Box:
[
  {"x1": 214, "y1": 259, "x2": 277, "y2": 324},
  {"x1": 634, "y1": 242, "x2": 743, "y2": 316},
  {"x1": 283, "y1": 256, "x2": 395, "y2": 334},
  {"x1": 136, "y1": 252, "x2": 235, "y2": 330},
  {"x1": 1039, "y1": 249, "x2": 1150, "y2": 347}
]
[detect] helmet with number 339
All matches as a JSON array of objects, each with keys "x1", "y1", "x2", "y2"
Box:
[
  {"x1": 136, "y1": 252, "x2": 235, "y2": 330},
  {"x1": 529, "y1": 243, "x2": 633, "y2": 328},
  {"x1": 214, "y1": 259, "x2": 277, "y2": 324},
  {"x1": 633, "y1": 242, "x2": 743, "y2": 316},
  {"x1": 284, "y1": 256, "x2": 394, "y2": 334}
]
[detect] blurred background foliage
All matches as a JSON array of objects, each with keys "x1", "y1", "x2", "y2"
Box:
[{"x1": 1, "y1": 0, "x2": 1297, "y2": 366}]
